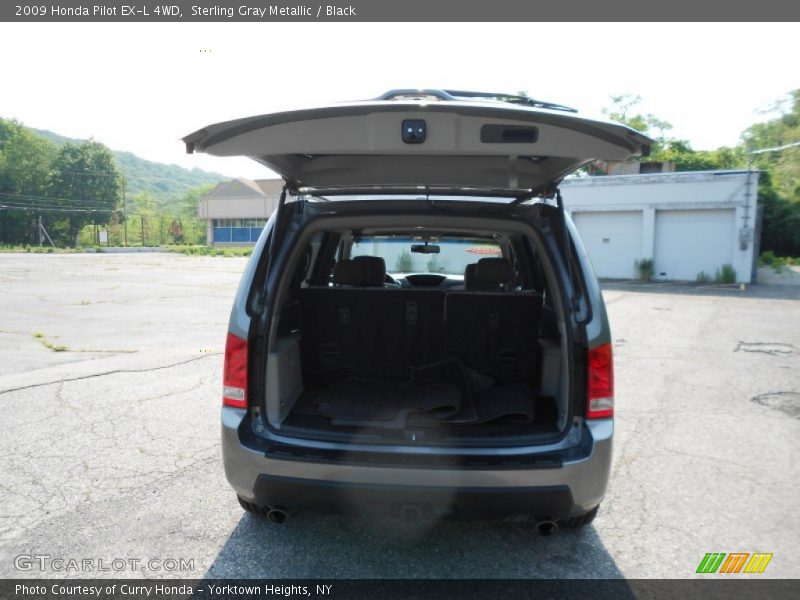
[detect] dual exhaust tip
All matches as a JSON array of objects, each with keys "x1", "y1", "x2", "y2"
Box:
[
  {"x1": 536, "y1": 520, "x2": 559, "y2": 536},
  {"x1": 261, "y1": 505, "x2": 559, "y2": 534},
  {"x1": 266, "y1": 506, "x2": 289, "y2": 524}
]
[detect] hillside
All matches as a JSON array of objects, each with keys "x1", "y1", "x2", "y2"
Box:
[{"x1": 32, "y1": 128, "x2": 225, "y2": 201}]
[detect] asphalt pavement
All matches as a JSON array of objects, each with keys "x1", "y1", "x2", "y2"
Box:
[{"x1": 0, "y1": 253, "x2": 797, "y2": 578}]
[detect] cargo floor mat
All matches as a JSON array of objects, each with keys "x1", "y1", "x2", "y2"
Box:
[
  {"x1": 296, "y1": 378, "x2": 462, "y2": 429},
  {"x1": 292, "y1": 358, "x2": 536, "y2": 428},
  {"x1": 407, "y1": 382, "x2": 536, "y2": 426},
  {"x1": 472, "y1": 382, "x2": 537, "y2": 424}
]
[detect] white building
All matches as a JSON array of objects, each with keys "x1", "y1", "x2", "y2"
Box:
[
  {"x1": 198, "y1": 171, "x2": 761, "y2": 284},
  {"x1": 197, "y1": 179, "x2": 283, "y2": 246},
  {"x1": 561, "y1": 170, "x2": 760, "y2": 283}
]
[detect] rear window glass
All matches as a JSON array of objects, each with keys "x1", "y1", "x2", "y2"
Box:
[{"x1": 351, "y1": 236, "x2": 502, "y2": 276}]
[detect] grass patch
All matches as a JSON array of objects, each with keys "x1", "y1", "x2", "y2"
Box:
[
  {"x1": 696, "y1": 271, "x2": 712, "y2": 283},
  {"x1": 167, "y1": 245, "x2": 252, "y2": 257},
  {"x1": 0, "y1": 245, "x2": 104, "y2": 254},
  {"x1": 715, "y1": 264, "x2": 737, "y2": 284},
  {"x1": 759, "y1": 251, "x2": 799, "y2": 273},
  {"x1": 33, "y1": 331, "x2": 69, "y2": 352},
  {"x1": 634, "y1": 258, "x2": 655, "y2": 282}
]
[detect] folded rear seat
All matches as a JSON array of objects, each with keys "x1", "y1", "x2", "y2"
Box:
[
  {"x1": 300, "y1": 256, "x2": 540, "y2": 390},
  {"x1": 446, "y1": 258, "x2": 542, "y2": 383},
  {"x1": 299, "y1": 258, "x2": 445, "y2": 385}
]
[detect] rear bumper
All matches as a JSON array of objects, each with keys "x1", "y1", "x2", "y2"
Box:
[
  {"x1": 222, "y1": 407, "x2": 613, "y2": 519},
  {"x1": 255, "y1": 475, "x2": 572, "y2": 520}
]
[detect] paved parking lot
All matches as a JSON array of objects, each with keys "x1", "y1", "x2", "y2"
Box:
[{"x1": 0, "y1": 253, "x2": 798, "y2": 579}]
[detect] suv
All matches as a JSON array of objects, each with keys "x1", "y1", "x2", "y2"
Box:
[{"x1": 184, "y1": 90, "x2": 651, "y2": 531}]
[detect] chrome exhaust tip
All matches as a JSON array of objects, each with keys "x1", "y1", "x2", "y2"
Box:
[
  {"x1": 536, "y1": 520, "x2": 559, "y2": 536},
  {"x1": 266, "y1": 507, "x2": 289, "y2": 524}
]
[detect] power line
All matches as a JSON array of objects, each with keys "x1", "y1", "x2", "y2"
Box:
[
  {"x1": 0, "y1": 204, "x2": 117, "y2": 214},
  {"x1": 0, "y1": 204, "x2": 183, "y2": 218},
  {"x1": 749, "y1": 140, "x2": 800, "y2": 155},
  {"x1": 0, "y1": 190, "x2": 117, "y2": 205}
]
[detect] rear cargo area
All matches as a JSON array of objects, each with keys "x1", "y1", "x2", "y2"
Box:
[{"x1": 267, "y1": 283, "x2": 564, "y2": 443}]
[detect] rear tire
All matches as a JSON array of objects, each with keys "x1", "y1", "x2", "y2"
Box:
[
  {"x1": 559, "y1": 505, "x2": 599, "y2": 528},
  {"x1": 237, "y1": 495, "x2": 270, "y2": 518}
]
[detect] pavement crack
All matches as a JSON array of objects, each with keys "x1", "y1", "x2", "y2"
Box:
[
  {"x1": 734, "y1": 341, "x2": 797, "y2": 356},
  {"x1": 0, "y1": 353, "x2": 221, "y2": 396},
  {"x1": 750, "y1": 391, "x2": 800, "y2": 419}
]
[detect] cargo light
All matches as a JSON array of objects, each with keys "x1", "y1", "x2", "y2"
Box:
[
  {"x1": 223, "y1": 333, "x2": 248, "y2": 408},
  {"x1": 587, "y1": 342, "x2": 614, "y2": 419}
]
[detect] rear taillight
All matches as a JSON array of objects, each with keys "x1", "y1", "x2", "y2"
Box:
[
  {"x1": 586, "y1": 342, "x2": 614, "y2": 419},
  {"x1": 223, "y1": 333, "x2": 248, "y2": 408}
]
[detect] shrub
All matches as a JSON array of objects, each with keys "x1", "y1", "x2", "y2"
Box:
[
  {"x1": 758, "y1": 251, "x2": 799, "y2": 273},
  {"x1": 715, "y1": 264, "x2": 736, "y2": 284},
  {"x1": 395, "y1": 250, "x2": 414, "y2": 272},
  {"x1": 634, "y1": 258, "x2": 655, "y2": 281},
  {"x1": 696, "y1": 271, "x2": 712, "y2": 283},
  {"x1": 759, "y1": 250, "x2": 779, "y2": 266}
]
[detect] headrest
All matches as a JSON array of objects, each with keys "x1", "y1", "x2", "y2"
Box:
[
  {"x1": 474, "y1": 257, "x2": 513, "y2": 289},
  {"x1": 332, "y1": 260, "x2": 365, "y2": 286},
  {"x1": 464, "y1": 263, "x2": 477, "y2": 290},
  {"x1": 352, "y1": 255, "x2": 386, "y2": 286}
]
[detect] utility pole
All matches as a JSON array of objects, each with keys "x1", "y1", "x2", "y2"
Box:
[
  {"x1": 141, "y1": 215, "x2": 145, "y2": 247},
  {"x1": 38, "y1": 215, "x2": 55, "y2": 248},
  {"x1": 122, "y1": 178, "x2": 128, "y2": 247}
]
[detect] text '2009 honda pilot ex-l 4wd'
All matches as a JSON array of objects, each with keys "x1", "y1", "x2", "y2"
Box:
[{"x1": 183, "y1": 90, "x2": 652, "y2": 531}]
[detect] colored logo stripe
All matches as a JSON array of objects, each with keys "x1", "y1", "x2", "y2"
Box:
[
  {"x1": 697, "y1": 553, "x2": 726, "y2": 573},
  {"x1": 719, "y1": 553, "x2": 749, "y2": 573},
  {"x1": 697, "y1": 552, "x2": 773, "y2": 574},
  {"x1": 744, "y1": 553, "x2": 773, "y2": 574}
]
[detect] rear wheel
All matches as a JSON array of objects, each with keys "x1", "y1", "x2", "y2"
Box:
[{"x1": 559, "y1": 505, "x2": 599, "y2": 528}]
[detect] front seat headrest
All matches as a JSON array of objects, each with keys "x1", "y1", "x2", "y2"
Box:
[
  {"x1": 464, "y1": 263, "x2": 478, "y2": 290},
  {"x1": 352, "y1": 255, "x2": 386, "y2": 287},
  {"x1": 332, "y1": 260, "x2": 366, "y2": 286},
  {"x1": 474, "y1": 257, "x2": 513, "y2": 290}
]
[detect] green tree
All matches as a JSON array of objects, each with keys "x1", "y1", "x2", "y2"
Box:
[
  {"x1": 602, "y1": 94, "x2": 674, "y2": 143},
  {"x1": 50, "y1": 141, "x2": 123, "y2": 246},
  {"x1": 741, "y1": 91, "x2": 800, "y2": 256},
  {"x1": 600, "y1": 95, "x2": 745, "y2": 171},
  {"x1": 174, "y1": 184, "x2": 213, "y2": 244},
  {"x1": 0, "y1": 119, "x2": 58, "y2": 244},
  {"x1": 742, "y1": 90, "x2": 800, "y2": 202},
  {"x1": 395, "y1": 249, "x2": 414, "y2": 272}
]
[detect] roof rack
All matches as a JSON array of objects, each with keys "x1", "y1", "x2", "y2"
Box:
[{"x1": 375, "y1": 89, "x2": 577, "y2": 113}]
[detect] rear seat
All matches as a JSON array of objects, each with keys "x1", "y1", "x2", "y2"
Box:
[
  {"x1": 300, "y1": 258, "x2": 446, "y2": 385},
  {"x1": 299, "y1": 257, "x2": 540, "y2": 387},
  {"x1": 447, "y1": 258, "x2": 542, "y2": 382}
]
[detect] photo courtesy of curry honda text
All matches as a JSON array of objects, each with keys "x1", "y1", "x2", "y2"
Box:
[{"x1": 183, "y1": 89, "x2": 652, "y2": 532}]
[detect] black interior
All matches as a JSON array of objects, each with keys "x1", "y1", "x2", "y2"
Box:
[{"x1": 280, "y1": 252, "x2": 557, "y2": 438}]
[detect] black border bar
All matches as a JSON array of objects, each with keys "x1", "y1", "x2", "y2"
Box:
[
  {"x1": 2, "y1": 579, "x2": 799, "y2": 600},
  {"x1": 3, "y1": 1, "x2": 800, "y2": 22}
]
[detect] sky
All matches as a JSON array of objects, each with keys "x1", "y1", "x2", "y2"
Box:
[{"x1": 1, "y1": 22, "x2": 798, "y2": 180}]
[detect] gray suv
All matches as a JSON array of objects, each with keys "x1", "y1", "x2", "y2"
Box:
[{"x1": 183, "y1": 90, "x2": 651, "y2": 532}]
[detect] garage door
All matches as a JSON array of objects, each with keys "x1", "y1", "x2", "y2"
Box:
[
  {"x1": 573, "y1": 211, "x2": 643, "y2": 279},
  {"x1": 654, "y1": 209, "x2": 735, "y2": 281}
]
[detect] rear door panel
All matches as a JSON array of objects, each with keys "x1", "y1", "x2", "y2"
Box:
[{"x1": 184, "y1": 101, "x2": 652, "y2": 195}]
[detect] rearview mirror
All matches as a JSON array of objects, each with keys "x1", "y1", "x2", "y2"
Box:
[{"x1": 411, "y1": 244, "x2": 440, "y2": 254}]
